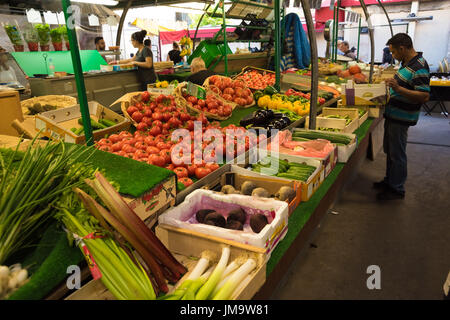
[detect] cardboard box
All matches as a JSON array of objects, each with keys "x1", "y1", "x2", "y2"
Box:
[
  {"x1": 158, "y1": 189, "x2": 289, "y2": 256},
  {"x1": 306, "y1": 107, "x2": 359, "y2": 133},
  {"x1": 35, "y1": 101, "x2": 131, "y2": 144},
  {"x1": 244, "y1": 153, "x2": 323, "y2": 202},
  {"x1": 292, "y1": 128, "x2": 358, "y2": 163},
  {"x1": 221, "y1": 165, "x2": 302, "y2": 216},
  {"x1": 124, "y1": 175, "x2": 177, "y2": 227},
  {"x1": 341, "y1": 81, "x2": 389, "y2": 106}
]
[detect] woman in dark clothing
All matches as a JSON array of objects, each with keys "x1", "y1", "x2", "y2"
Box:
[
  {"x1": 167, "y1": 42, "x2": 182, "y2": 64},
  {"x1": 111, "y1": 30, "x2": 156, "y2": 90}
]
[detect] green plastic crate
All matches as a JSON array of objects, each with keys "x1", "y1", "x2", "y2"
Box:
[{"x1": 188, "y1": 40, "x2": 232, "y2": 68}]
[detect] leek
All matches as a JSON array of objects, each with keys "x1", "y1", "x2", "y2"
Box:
[
  {"x1": 195, "y1": 246, "x2": 230, "y2": 300},
  {"x1": 212, "y1": 258, "x2": 256, "y2": 300},
  {"x1": 181, "y1": 266, "x2": 214, "y2": 300},
  {"x1": 211, "y1": 257, "x2": 246, "y2": 297},
  {"x1": 0, "y1": 139, "x2": 94, "y2": 264}
]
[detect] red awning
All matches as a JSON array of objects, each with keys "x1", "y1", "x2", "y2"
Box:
[
  {"x1": 159, "y1": 28, "x2": 236, "y2": 45},
  {"x1": 315, "y1": 6, "x2": 345, "y2": 23},
  {"x1": 340, "y1": 0, "x2": 411, "y2": 6}
]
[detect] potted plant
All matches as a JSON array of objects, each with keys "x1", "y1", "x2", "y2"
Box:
[
  {"x1": 61, "y1": 26, "x2": 70, "y2": 50},
  {"x1": 34, "y1": 24, "x2": 51, "y2": 51},
  {"x1": 4, "y1": 25, "x2": 24, "y2": 52},
  {"x1": 50, "y1": 27, "x2": 63, "y2": 51},
  {"x1": 22, "y1": 26, "x2": 39, "y2": 51}
]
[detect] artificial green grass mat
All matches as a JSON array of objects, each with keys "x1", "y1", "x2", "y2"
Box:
[
  {"x1": 73, "y1": 144, "x2": 174, "y2": 198},
  {"x1": 7, "y1": 222, "x2": 83, "y2": 300},
  {"x1": 220, "y1": 106, "x2": 259, "y2": 127},
  {"x1": 266, "y1": 118, "x2": 374, "y2": 276}
]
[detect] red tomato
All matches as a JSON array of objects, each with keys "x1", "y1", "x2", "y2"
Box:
[
  {"x1": 160, "y1": 149, "x2": 171, "y2": 164},
  {"x1": 152, "y1": 120, "x2": 163, "y2": 128},
  {"x1": 111, "y1": 142, "x2": 123, "y2": 152},
  {"x1": 174, "y1": 167, "x2": 188, "y2": 179},
  {"x1": 108, "y1": 134, "x2": 121, "y2": 143},
  {"x1": 152, "y1": 112, "x2": 163, "y2": 121},
  {"x1": 149, "y1": 125, "x2": 161, "y2": 136},
  {"x1": 180, "y1": 112, "x2": 191, "y2": 122},
  {"x1": 162, "y1": 113, "x2": 172, "y2": 122},
  {"x1": 127, "y1": 106, "x2": 138, "y2": 116},
  {"x1": 136, "y1": 122, "x2": 148, "y2": 131},
  {"x1": 134, "y1": 141, "x2": 147, "y2": 150},
  {"x1": 134, "y1": 150, "x2": 149, "y2": 159},
  {"x1": 179, "y1": 177, "x2": 193, "y2": 187},
  {"x1": 132, "y1": 111, "x2": 144, "y2": 123},
  {"x1": 122, "y1": 137, "x2": 136, "y2": 145},
  {"x1": 148, "y1": 154, "x2": 166, "y2": 167},
  {"x1": 98, "y1": 145, "x2": 111, "y2": 152},
  {"x1": 146, "y1": 146, "x2": 160, "y2": 154},
  {"x1": 143, "y1": 108, "x2": 152, "y2": 118},
  {"x1": 187, "y1": 164, "x2": 198, "y2": 176},
  {"x1": 122, "y1": 145, "x2": 137, "y2": 153},
  {"x1": 195, "y1": 167, "x2": 211, "y2": 179},
  {"x1": 205, "y1": 163, "x2": 219, "y2": 172},
  {"x1": 141, "y1": 91, "x2": 150, "y2": 103},
  {"x1": 142, "y1": 116, "x2": 152, "y2": 125},
  {"x1": 186, "y1": 120, "x2": 195, "y2": 131},
  {"x1": 197, "y1": 99, "x2": 206, "y2": 108}
]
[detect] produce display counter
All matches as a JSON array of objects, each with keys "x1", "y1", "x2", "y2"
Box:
[
  {"x1": 28, "y1": 70, "x2": 141, "y2": 111},
  {"x1": 253, "y1": 117, "x2": 381, "y2": 299},
  {"x1": 158, "y1": 71, "x2": 192, "y2": 83}
]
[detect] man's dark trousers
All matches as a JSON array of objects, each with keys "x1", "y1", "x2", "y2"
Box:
[{"x1": 383, "y1": 119, "x2": 409, "y2": 195}]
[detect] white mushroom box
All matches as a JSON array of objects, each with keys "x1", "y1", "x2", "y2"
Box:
[{"x1": 158, "y1": 189, "x2": 289, "y2": 257}]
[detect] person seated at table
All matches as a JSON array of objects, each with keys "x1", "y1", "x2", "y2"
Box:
[
  {"x1": 339, "y1": 41, "x2": 357, "y2": 60},
  {"x1": 0, "y1": 46, "x2": 18, "y2": 83},
  {"x1": 186, "y1": 57, "x2": 216, "y2": 86}
]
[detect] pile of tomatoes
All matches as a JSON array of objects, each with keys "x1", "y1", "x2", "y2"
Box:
[
  {"x1": 235, "y1": 70, "x2": 276, "y2": 90},
  {"x1": 126, "y1": 93, "x2": 197, "y2": 134},
  {"x1": 207, "y1": 75, "x2": 254, "y2": 107},
  {"x1": 182, "y1": 93, "x2": 233, "y2": 118}
]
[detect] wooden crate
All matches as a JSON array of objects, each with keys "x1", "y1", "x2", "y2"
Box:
[
  {"x1": 0, "y1": 90, "x2": 23, "y2": 136},
  {"x1": 66, "y1": 232, "x2": 267, "y2": 300},
  {"x1": 306, "y1": 107, "x2": 359, "y2": 134},
  {"x1": 210, "y1": 52, "x2": 271, "y2": 74},
  {"x1": 35, "y1": 101, "x2": 131, "y2": 144}
]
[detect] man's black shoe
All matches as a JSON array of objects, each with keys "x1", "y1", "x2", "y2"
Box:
[
  {"x1": 376, "y1": 189, "x2": 405, "y2": 201},
  {"x1": 373, "y1": 180, "x2": 389, "y2": 190}
]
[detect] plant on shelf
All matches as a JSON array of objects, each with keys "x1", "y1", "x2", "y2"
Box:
[
  {"x1": 4, "y1": 24, "x2": 24, "y2": 52},
  {"x1": 22, "y1": 25, "x2": 39, "y2": 52},
  {"x1": 61, "y1": 25, "x2": 69, "y2": 50},
  {"x1": 34, "y1": 24, "x2": 51, "y2": 51},
  {"x1": 50, "y1": 26, "x2": 63, "y2": 51}
]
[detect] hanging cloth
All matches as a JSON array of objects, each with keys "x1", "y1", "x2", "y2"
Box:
[{"x1": 281, "y1": 13, "x2": 311, "y2": 71}]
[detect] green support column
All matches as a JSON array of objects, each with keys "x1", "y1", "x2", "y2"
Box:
[
  {"x1": 222, "y1": 0, "x2": 228, "y2": 76},
  {"x1": 331, "y1": 4, "x2": 336, "y2": 61},
  {"x1": 301, "y1": 0, "x2": 318, "y2": 130},
  {"x1": 61, "y1": 0, "x2": 93, "y2": 146},
  {"x1": 274, "y1": 0, "x2": 281, "y2": 91},
  {"x1": 357, "y1": 16, "x2": 361, "y2": 60}
]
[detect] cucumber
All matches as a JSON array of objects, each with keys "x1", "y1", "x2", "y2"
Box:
[
  {"x1": 292, "y1": 130, "x2": 351, "y2": 145},
  {"x1": 74, "y1": 127, "x2": 84, "y2": 135},
  {"x1": 277, "y1": 173, "x2": 309, "y2": 181},
  {"x1": 77, "y1": 117, "x2": 107, "y2": 130},
  {"x1": 70, "y1": 127, "x2": 77, "y2": 133},
  {"x1": 99, "y1": 118, "x2": 116, "y2": 127}
]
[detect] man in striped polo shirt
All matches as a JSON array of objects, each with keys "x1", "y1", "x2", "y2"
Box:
[{"x1": 374, "y1": 33, "x2": 430, "y2": 201}]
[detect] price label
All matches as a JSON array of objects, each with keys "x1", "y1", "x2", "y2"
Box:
[{"x1": 186, "y1": 82, "x2": 206, "y2": 100}]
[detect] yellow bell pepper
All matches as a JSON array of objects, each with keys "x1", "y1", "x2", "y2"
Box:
[
  {"x1": 258, "y1": 95, "x2": 271, "y2": 108},
  {"x1": 161, "y1": 81, "x2": 169, "y2": 88}
]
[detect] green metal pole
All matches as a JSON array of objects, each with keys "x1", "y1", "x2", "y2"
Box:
[
  {"x1": 357, "y1": 16, "x2": 361, "y2": 60},
  {"x1": 62, "y1": 0, "x2": 93, "y2": 146},
  {"x1": 222, "y1": 0, "x2": 228, "y2": 76},
  {"x1": 300, "y1": 0, "x2": 318, "y2": 130},
  {"x1": 334, "y1": 1, "x2": 341, "y2": 62},
  {"x1": 359, "y1": 0, "x2": 374, "y2": 83},
  {"x1": 331, "y1": 4, "x2": 336, "y2": 61},
  {"x1": 274, "y1": 0, "x2": 281, "y2": 91}
]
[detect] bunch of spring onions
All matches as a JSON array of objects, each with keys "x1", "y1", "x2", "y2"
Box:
[
  {"x1": 0, "y1": 264, "x2": 28, "y2": 299},
  {"x1": 56, "y1": 190, "x2": 156, "y2": 300},
  {"x1": 159, "y1": 246, "x2": 258, "y2": 300},
  {"x1": 0, "y1": 138, "x2": 94, "y2": 265},
  {"x1": 78, "y1": 172, "x2": 187, "y2": 294}
]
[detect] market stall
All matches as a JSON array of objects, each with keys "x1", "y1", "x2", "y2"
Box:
[{"x1": 0, "y1": 0, "x2": 397, "y2": 301}]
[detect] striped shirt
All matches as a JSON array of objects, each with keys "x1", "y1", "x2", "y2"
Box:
[{"x1": 385, "y1": 52, "x2": 430, "y2": 126}]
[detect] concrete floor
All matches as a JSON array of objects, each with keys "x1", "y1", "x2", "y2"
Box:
[{"x1": 271, "y1": 113, "x2": 450, "y2": 300}]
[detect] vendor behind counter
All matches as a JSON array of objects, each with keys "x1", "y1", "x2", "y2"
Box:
[{"x1": 186, "y1": 57, "x2": 216, "y2": 86}]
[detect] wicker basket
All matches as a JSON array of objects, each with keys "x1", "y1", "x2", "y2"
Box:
[
  {"x1": 21, "y1": 95, "x2": 77, "y2": 115},
  {"x1": 232, "y1": 66, "x2": 276, "y2": 91},
  {"x1": 111, "y1": 91, "x2": 187, "y2": 127},
  {"x1": 174, "y1": 83, "x2": 236, "y2": 121},
  {"x1": 203, "y1": 75, "x2": 256, "y2": 109}
]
